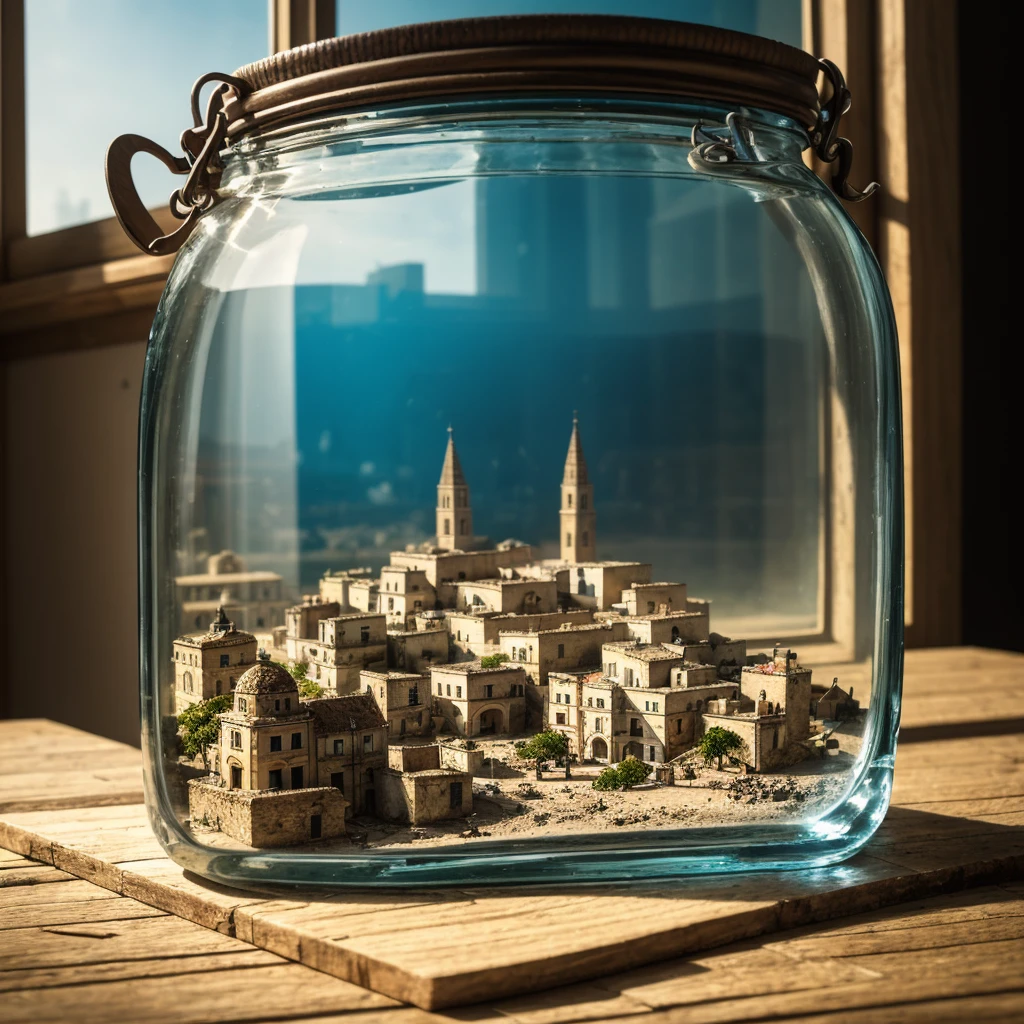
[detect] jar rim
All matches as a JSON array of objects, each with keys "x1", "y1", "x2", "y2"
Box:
[{"x1": 227, "y1": 15, "x2": 821, "y2": 141}]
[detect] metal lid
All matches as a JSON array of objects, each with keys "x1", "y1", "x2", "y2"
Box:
[
  {"x1": 228, "y1": 16, "x2": 820, "y2": 134},
  {"x1": 107, "y1": 16, "x2": 874, "y2": 258}
]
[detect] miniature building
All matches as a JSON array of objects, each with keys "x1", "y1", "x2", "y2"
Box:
[
  {"x1": 300, "y1": 613, "x2": 388, "y2": 694},
  {"x1": 387, "y1": 626, "x2": 449, "y2": 672},
  {"x1": 436, "y1": 427, "x2": 473, "y2": 552},
  {"x1": 175, "y1": 550, "x2": 289, "y2": 633},
  {"x1": 319, "y1": 567, "x2": 374, "y2": 607},
  {"x1": 431, "y1": 663, "x2": 527, "y2": 736},
  {"x1": 379, "y1": 744, "x2": 473, "y2": 824},
  {"x1": 622, "y1": 608, "x2": 710, "y2": 646},
  {"x1": 813, "y1": 678, "x2": 861, "y2": 721},
  {"x1": 498, "y1": 620, "x2": 631, "y2": 688},
  {"x1": 379, "y1": 566, "x2": 436, "y2": 627},
  {"x1": 447, "y1": 608, "x2": 594, "y2": 656},
  {"x1": 173, "y1": 608, "x2": 258, "y2": 713},
  {"x1": 187, "y1": 655, "x2": 349, "y2": 847},
  {"x1": 284, "y1": 596, "x2": 342, "y2": 663},
  {"x1": 347, "y1": 578, "x2": 380, "y2": 613},
  {"x1": 560, "y1": 414, "x2": 597, "y2": 563},
  {"x1": 454, "y1": 577, "x2": 558, "y2": 615},
  {"x1": 621, "y1": 582, "x2": 688, "y2": 616},
  {"x1": 361, "y1": 669, "x2": 432, "y2": 738},
  {"x1": 304, "y1": 693, "x2": 389, "y2": 816},
  {"x1": 565, "y1": 562, "x2": 654, "y2": 611},
  {"x1": 738, "y1": 647, "x2": 813, "y2": 741}
]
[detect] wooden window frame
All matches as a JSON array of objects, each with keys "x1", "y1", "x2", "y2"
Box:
[{"x1": 0, "y1": 0, "x2": 959, "y2": 664}]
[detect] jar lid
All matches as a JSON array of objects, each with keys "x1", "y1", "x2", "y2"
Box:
[
  {"x1": 108, "y1": 15, "x2": 875, "y2": 257},
  {"x1": 229, "y1": 15, "x2": 821, "y2": 135}
]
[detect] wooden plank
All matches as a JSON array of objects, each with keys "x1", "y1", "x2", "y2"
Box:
[
  {"x1": 0, "y1": 963, "x2": 408, "y2": 1024},
  {"x1": 0, "y1": 651, "x2": 1021, "y2": 1011}
]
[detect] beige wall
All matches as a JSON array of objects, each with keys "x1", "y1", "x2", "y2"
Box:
[{"x1": 4, "y1": 342, "x2": 146, "y2": 745}]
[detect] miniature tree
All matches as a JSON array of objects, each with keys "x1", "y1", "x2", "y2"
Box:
[
  {"x1": 517, "y1": 729, "x2": 570, "y2": 779},
  {"x1": 699, "y1": 726, "x2": 744, "y2": 771},
  {"x1": 177, "y1": 693, "x2": 233, "y2": 770},
  {"x1": 297, "y1": 677, "x2": 324, "y2": 699},
  {"x1": 591, "y1": 756, "x2": 652, "y2": 791},
  {"x1": 291, "y1": 661, "x2": 309, "y2": 681},
  {"x1": 616, "y1": 756, "x2": 653, "y2": 788},
  {"x1": 479, "y1": 653, "x2": 509, "y2": 669}
]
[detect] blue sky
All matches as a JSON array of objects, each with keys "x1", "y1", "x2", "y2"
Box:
[{"x1": 25, "y1": 0, "x2": 799, "y2": 236}]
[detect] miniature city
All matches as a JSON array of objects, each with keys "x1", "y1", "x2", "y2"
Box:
[{"x1": 173, "y1": 418, "x2": 863, "y2": 850}]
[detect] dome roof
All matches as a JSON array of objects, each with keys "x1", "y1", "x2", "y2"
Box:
[{"x1": 235, "y1": 660, "x2": 296, "y2": 696}]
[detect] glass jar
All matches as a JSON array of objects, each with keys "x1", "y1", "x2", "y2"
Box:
[{"x1": 111, "y1": 16, "x2": 902, "y2": 888}]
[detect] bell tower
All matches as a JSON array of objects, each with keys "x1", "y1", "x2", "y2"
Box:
[
  {"x1": 560, "y1": 413, "x2": 596, "y2": 562},
  {"x1": 436, "y1": 427, "x2": 472, "y2": 551}
]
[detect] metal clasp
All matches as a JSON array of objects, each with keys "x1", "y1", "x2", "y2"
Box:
[
  {"x1": 812, "y1": 58, "x2": 879, "y2": 203},
  {"x1": 106, "y1": 73, "x2": 250, "y2": 257}
]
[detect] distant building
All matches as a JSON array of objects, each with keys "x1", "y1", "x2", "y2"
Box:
[
  {"x1": 436, "y1": 427, "x2": 474, "y2": 552},
  {"x1": 560, "y1": 414, "x2": 597, "y2": 563},
  {"x1": 172, "y1": 608, "x2": 258, "y2": 713},
  {"x1": 176, "y1": 550, "x2": 289, "y2": 634},
  {"x1": 386, "y1": 626, "x2": 449, "y2": 673},
  {"x1": 380, "y1": 744, "x2": 473, "y2": 825}
]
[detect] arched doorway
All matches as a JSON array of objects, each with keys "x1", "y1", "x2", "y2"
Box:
[
  {"x1": 477, "y1": 708, "x2": 504, "y2": 735},
  {"x1": 591, "y1": 737, "x2": 609, "y2": 762}
]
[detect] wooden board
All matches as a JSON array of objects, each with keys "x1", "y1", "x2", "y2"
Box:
[
  {"x1": 1, "y1": 648, "x2": 1022, "y2": 1011},
  {"x1": 1, "y1": 860, "x2": 1021, "y2": 1022}
]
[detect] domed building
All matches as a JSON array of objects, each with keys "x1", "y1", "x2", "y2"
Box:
[{"x1": 172, "y1": 607, "x2": 258, "y2": 714}]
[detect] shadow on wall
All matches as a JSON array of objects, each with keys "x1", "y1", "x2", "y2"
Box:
[{"x1": 4, "y1": 341, "x2": 146, "y2": 746}]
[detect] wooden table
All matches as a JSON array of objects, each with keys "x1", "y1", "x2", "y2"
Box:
[{"x1": 2, "y1": 647, "x2": 1023, "y2": 1023}]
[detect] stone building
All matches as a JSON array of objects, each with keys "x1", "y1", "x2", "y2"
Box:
[
  {"x1": 284, "y1": 596, "x2": 341, "y2": 663},
  {"x1": 498, "y1": 620, "x2": 631, "y2": 688},
  {"x1": 300, "y1": 613, "x2": 387, "y2": 694},
  {"x1": 379, "y1": 745, "x2": 473, "y2": 824},
  {"x1": 813, "y1": 678, "x2": 860, "y2": 720},
  {"x1": 361, "y1": 669, "x2": 432, "y2": 738},
  {"x1": 436, "y1": 427, "x2": 474, "y2": 552},
  {"x1": 622, "y1": 608, "x2": 710, "y2": 646},
  {"x1": 188, "y1": 656, "x2": 349, "y2": 847},
  {"x1": 738, "y1": 647, "x2": 813, "y2": 741},
  {"x1": 565, "y1": 561, "x2": 653, "y2": 611},
  {"x1": 560, "y1": 414, "x2": 597, "y2": 563},
  {"x1": 386, "y1": 625, "x2": 449, "y2": 672},
  {"x1": 620, "y1": 582, "x2": 689, "y2": 616},
  {"x1": 388, "y1": 544, "x2": 534, "y2": 590},
  {"x1": 430, "y1": 663, "x2": 527, "y2": 736},
  {"x1": 173, "y1": 608, "x2": 258, "y2": 713},
  {"x1": 379, "y1": 565, "x2": 436, "y2": 627},
  {"x1": 175, "y1": 550, "x2": 290, "y2": 634},
  {"x1": 319, "y1": 567, "x2": 374, "y2": 607},
  {"x1": 454, "y1": 577, "x2": 558, "y2": 615},
  {"x1": 304, "y1": 693, "x2": 389, "y2": 816},
  {"x1": 447, "y1": 608, "x2": 594, "y2": 656}
]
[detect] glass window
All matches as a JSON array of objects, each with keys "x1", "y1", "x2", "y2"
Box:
[
  {"x1": 270, "y1": 735, "x2": 282, "y2": 752},
  {"x1": 25, "y1": 1, "x2": 268, "y2": 236}
]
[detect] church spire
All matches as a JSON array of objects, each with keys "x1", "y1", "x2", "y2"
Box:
[
  {"x1": 436, "y1": 427, "x2": 472, "y2": 551},
  {"x1": 560, "y1": 413, "x2": 596, "y2": 563}
]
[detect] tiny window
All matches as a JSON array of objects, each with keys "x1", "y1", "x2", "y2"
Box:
[
  {"x1": 285, "y1": 698, "x2": 291, "y2": 711},
  {"x1": 556, "y1": 712, "x2": 566, "y2": 725},
  {"x1": 238, "y1": 698, "x2": 247, "y2": 712},
  {"x1": 447, "y1": 684, "x2": 451, "y2": 696},
  {"x1": 557, "y1": 643, "x2": 564, "y2": 659},
  {"x1": 275, "y1": 699, "x2": 280, "y2": 711},
  {"x1": 220, "y1": 654, "x2": 230, "y2": 667},
  {"x1": 596, "y1": 698, "x2": 605, "y2": 709},
  {"x1": 456, "y1": 685, "x2": 463, "y2": 698},
  {"x1": 270, "y1": 735, "x2": 282, "y2": 752},
  {"x1": 363, "y1": 734, "x2": 372, "y2": 752},
  {"x1": 291, "y1": 732, "x2": 302, "y2": 750},
  {"x1": 333, "y1": 738, "x2": 344, "y2": 755},
  {"x1": 230, "y1": 730, "x2": 242, "y2": 749},
  {"x1": 268, "y1": 768, "x2": 283, "y2": 789}
]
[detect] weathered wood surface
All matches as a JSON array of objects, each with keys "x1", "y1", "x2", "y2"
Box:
[
  {"x1": 0, "y1": 648, "x2": 1021, "y2": 1013},
  {"x1": 0, "y1": 861, "x2": 1021, "y2": 1022}
]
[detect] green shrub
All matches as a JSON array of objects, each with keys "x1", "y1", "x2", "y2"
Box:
[
  {"x1": 591, "y1": 756, "x2": 653, "y2": 791},
  {"x1": 480, "y1": 653, "x2": 510, "y2": 669},
  {"x1": 177, "y1": 693, "x2": 233, "y2": 769}
]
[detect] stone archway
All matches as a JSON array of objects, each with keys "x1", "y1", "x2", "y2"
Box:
[
  {"x1": 477, "y1": 707, "x2": 504, "y2": 735},
  {"x1": 590, "y1": 737, "x2": 609, "y2": 763}
]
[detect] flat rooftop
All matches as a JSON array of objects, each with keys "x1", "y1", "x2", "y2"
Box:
[{"x1": 604, "y1": 641, "x2": 686, "y2": 662}]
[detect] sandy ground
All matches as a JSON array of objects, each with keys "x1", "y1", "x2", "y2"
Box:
[{"x1": 187, "y1": 717, "x2": 865, "y2": 853}]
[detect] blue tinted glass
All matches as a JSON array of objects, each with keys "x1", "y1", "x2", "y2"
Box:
[{"x1": 336, "y1": 0, "x2": 801, "y2": 44}]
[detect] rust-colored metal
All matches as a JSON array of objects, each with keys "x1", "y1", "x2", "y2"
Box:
[{"x1": 105, "y1": 15, "x2": 829, "y2": 257}]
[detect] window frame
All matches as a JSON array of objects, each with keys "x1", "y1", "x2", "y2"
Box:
[{"x1": 0, "y1": 0, "x2": 957, "y2": 673}]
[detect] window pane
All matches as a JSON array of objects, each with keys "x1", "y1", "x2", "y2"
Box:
[
  {"x1": 335, "y1": 0, "x2": 800, "y2": 44},
  {"x1": 25, "y1": 1, "x2": 268, "y2": 236}
]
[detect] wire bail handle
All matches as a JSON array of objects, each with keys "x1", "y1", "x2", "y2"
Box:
[{"x1": 105, "y1": 73, "x2": 250, "y2": 257}]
